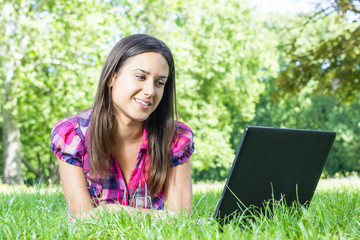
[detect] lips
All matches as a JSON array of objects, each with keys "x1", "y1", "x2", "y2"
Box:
[{"x1": 135, "y1": 98, "x2": 151, "y2": 106}]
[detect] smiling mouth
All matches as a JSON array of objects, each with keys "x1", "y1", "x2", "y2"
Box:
[{"x1": 135, "y1": 98, "x2": 151, "y2": 106}]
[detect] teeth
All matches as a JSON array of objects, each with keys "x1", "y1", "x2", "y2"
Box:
[{"x1": 135, "y1": 98, "x2": 150, "y2": 106}]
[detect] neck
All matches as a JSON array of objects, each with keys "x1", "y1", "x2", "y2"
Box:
[{"x1": 113, "y1": 118, "x2": 144, "y2": 146}]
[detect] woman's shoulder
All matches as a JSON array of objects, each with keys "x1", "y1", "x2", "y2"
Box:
[
  {"x1": 170, "y1": 121, "x2": 195, "y2": 168},
  {"x1": 174, "y1": 122, "x2": 193, "y2": 144},
  {"x1": 176, "y1": 121, "x2": 193, "y2": 134},
  {"x1": 64, "y1": 109, "x2": 92, "y2": 128},
  {"x1": 52, "y1": 109, "x2": 92, "y2": 134},
  {"x1": 50, "y1": 109, "x2": 92, "y2": 167}
]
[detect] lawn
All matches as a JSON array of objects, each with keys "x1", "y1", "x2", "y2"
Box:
[{"x1": 0, "y1": 178, "x2": 359, "y2": 239}]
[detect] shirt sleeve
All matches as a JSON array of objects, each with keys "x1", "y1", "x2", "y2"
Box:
[
  {"x1": 50, "y1": 118, "x2": 84, "y2": 167},
  {"x1": 170, "y1": 122, "x2": 195, "y2": 168}
]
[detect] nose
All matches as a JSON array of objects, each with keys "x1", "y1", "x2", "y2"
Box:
[{"x1": 143, "y1": 80, "x2": 155, "y2": 97}]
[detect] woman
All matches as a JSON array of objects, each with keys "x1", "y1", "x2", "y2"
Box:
[{"x1": 51, "y1": 34, "x2": 194, "y2": 218}]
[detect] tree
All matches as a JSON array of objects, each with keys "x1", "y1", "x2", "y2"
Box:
[
  {"x1": 0, "y1": 0, "x2": 116, "y2": 184},
  {"x1": 274, "y1": 0, "x2": 360, "y2": 103}
]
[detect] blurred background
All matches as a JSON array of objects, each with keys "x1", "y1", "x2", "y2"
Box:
[{"x1": 1, "y1": 0, "x2": 359, "y2": 185}]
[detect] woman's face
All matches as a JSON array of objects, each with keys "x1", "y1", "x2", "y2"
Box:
[{"x1": 110, "y1": 52, "x2": 169, "y2": 125}]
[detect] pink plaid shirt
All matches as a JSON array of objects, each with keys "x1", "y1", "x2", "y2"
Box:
[{"x1": 51, "y1": 109, "x2": 194, "y2": 210}]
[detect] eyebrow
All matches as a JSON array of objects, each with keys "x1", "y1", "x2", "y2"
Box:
[{"x1": 133, "y1": 68, "x2": 168, "y2": 79}]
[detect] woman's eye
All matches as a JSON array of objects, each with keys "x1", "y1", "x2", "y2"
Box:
[
  {"x1": 156, "y1": 80, "x2": 165, "y2": 87},
  {"x1": 136, "y1": 75, "x2": 145, "y2": 80}
]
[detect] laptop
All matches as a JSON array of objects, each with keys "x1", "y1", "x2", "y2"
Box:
[{"x1": 214, "y1": 126, "x2": 336, "y2": 223}]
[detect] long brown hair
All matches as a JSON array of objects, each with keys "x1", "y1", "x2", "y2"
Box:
[{"x1": 89, "y1": 34, "x2": 177, "y2": 195}]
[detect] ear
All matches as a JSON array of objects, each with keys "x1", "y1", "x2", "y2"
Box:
[{"x1": 108, "y1": 73, "x2": 117, "y2": 87}]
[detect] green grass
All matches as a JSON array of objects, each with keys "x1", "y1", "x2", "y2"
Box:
[{"x1": 0, "y1": 183, "x2": 359, "y2": 239}]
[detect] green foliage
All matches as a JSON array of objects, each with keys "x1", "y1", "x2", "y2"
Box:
[{"x1": 274, "y1": 0, "x2": 360, "y2": 103}]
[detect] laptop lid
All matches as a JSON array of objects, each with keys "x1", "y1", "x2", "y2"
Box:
[{"x1": 214, "y1": 126, "x2": 336, "y2": 222}]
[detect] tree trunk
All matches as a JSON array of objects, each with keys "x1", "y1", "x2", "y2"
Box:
[
  {"x1": 49, "y1": 153, "x2": 59, "y2": 185},
  {"x1": 2, "y1": 109, "x2": 23, "y2": 185},
  {"x1": 1, "y1": 2, "x2": 24, "y2": 185}
]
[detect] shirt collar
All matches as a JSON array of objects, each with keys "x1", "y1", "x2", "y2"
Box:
[{"x1": 139, "y1": 127, "x2": 148, "y2": 150}]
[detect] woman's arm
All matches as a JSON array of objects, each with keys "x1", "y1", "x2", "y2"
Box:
[
  {"x1": 164, "y1": 158, "x2": 193, "y2": 216},
  {"x1": 58, "y1": 160, "x2": 95, "y2": 216},
  {"x1": 59, "y1": 159, "x2": 173, "y2": 219}
]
